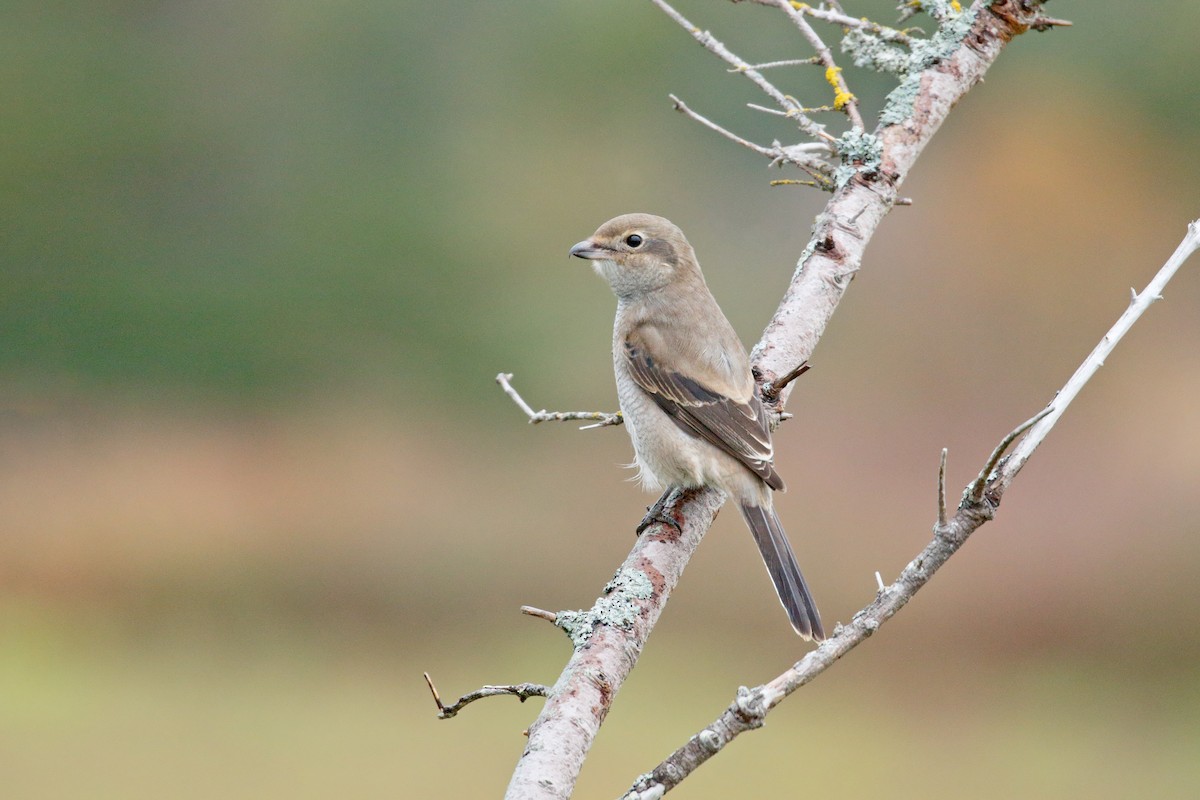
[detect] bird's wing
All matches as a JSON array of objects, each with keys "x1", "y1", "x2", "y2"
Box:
[{"x1": 622, "y1": 331, "x2": 783, "y2": 491}]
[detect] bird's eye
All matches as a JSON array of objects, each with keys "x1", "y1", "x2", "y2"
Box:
[{"x1": 625, "y1": 234, "x2": 644, "y2": 248}]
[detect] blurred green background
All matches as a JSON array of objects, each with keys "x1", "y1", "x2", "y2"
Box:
[{"x1": 2, "y1": 1, "x2": 1198, "y2": 797}]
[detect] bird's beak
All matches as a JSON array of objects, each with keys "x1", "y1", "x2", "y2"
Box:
[{"x1": 569, "y1": 239, "x2": 607, "y2": 260}]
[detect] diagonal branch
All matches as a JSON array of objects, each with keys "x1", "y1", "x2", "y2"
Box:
[
  {"x1": 620, "y1": 219, "x2": 1198, "y2": 796},
  {"x1": 503, "y1": 3, "x2": 1070, "y2": 799},
  {"x1": 994, "y1": 220, "x2": 1200, "y2": 492}
]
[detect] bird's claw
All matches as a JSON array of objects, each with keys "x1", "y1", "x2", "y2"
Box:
[{"x1": 636, "y1": 490, "x2": 682, "y2": 536}]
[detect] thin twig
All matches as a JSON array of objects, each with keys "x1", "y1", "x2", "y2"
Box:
[
  {"x1": 740, "y1": 0, "x2": 914, "y2": 44},
  {"x1": 770, "y1": 0, "x2": 865, "y2": 130},
  {"x1": 995, "y1": 219, "x2": 1200, "y2": 492},
  {"x1": 1030, "y1": 14, "x2": 1072, "y2": 31},
  {"x1": 424, "y1": 672, "x2": 549, "y2": 721},
  {"x1": 936, "y1": 447, "x2": 948, "y2": 529},
  {"x1": 671, "y1": 97, "x2": 835, "y2": 183},
  {"x1": 669, "y1": 96, "x2": 776, "y2": 158},
  {"x1": 734, "y1": 57, "x2": 821, "y2": 71},
  {"x1": 746, "y1": 102, "x2": 791, "y2": 117},
  {"x1": 760, "y1": 361, "x2": 810, "y2": 403},
  {"x1": 964, "y1": 407, "x2": 1051, "y2": 504},
  {"x1": 495, "y1": 373, "x2": 622, "y2": 429},
  {"x1": 520, "y1": 605, "x2": 559, "y2": 623},
  {"x1": 649, "y1": 0, "x2": 834, "y2": 143}
]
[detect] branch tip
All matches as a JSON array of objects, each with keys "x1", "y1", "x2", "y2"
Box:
[
  {"x1": 761, "y1": 361, "x2": 811, "y2": 402},
  {"x1": 1030, "y1": 15, "x2": 1073, "y2": 31},
  {"x1": 423, "y1": 671, "x2": 445, "y2": 713},
  {"x1": 937, "y1": 447, "x2": 949, "y2": 528},
  {"x1": 520, "y1": 605, "x2": 559, "y2": 623}
]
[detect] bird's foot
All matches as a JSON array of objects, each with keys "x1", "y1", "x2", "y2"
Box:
[{"x1": 636, "y1": 489, "x2": 682, "y2": 536}]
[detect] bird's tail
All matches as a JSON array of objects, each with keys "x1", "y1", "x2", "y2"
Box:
[{"x1": 739, "y1": 502, "x2": 824, "y2": 641}]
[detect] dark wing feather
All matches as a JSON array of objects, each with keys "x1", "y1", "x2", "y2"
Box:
[{"x1": 623, "y1": 338, "x2": 784, "y2": 491}]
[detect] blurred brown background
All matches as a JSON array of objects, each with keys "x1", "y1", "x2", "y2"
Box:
[{"x1": 2, "y1": 1, "x2": 1198, "y2": 797}]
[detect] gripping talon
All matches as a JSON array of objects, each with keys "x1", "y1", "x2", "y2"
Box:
[{"x1": 636, "y1": 489, "x2": 683, "y2": 535}]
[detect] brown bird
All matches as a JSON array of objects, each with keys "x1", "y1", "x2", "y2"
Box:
[{"x1": 569, "y1": 213, "x2": 823, "y2": 640}]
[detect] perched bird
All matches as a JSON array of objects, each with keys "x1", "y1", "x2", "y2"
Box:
[{"x1": 569, "y1": 213, "x2": 824, "y2": 640}]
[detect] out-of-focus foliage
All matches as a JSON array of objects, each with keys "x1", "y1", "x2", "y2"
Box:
[{"x1": 1, "y1": 2, "x2": 1199, "y2": 798}]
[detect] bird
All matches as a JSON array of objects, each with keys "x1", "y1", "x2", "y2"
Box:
[{"x1": 569, "y1": 213, "x2": 824, "y2": 640}]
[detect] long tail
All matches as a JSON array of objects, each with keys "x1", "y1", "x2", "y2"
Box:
[{"x1": 739, "y1": 502, "x2": 824, "y2": 641}]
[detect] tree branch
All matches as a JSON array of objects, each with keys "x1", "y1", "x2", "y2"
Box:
[
  {"x1": 994, "y1": 220, "x2": 1200, "y2": 493},
  {"x1": 504, "y1": 3, "x2": 1078, "y2": 798},
  {"x1": 769, "y1": 0, "x2": 865, "y2": 130},
  {"x1": 424, "y1": 672, "x2": 549, "y2": 720},
  {"x1": 496, "y1": 372, "x2": 622, "y2": 429},
  {"x1": 669, "y1": 95, "x2": 836, "y2": 185},
  {"x1": 621, "y1": 219, "x2": 1198, "y2": 796},
  {"x1": 648, "y1": 0, "x2": 834, "y2": 143}
]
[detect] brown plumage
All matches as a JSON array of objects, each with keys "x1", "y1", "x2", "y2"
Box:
[{"x1": 570, "y1": 213, "x2": 823, "y2": 640}]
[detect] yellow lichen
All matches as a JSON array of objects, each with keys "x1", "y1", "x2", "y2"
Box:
[{"x1": 824, "y1": 65, "x2": 856, "y2": 110}]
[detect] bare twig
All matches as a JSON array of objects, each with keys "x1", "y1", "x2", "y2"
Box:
[
  {"x1": 735, "y1": 57, "x2": 821, "y2": 71},
  {"x1": 649, "y1": 0, "x2": 834, "y2": 143},
  {"x1": 936, "y1": 447, "x2": 948, "y2": 529},
  {"x1": 424, "y1": 672, "x2": 549, "y2": 720},
  {"x1": 994, "y1": 219, "x2": 1200, "y2": 493},
  {"x1": 669, "y1": 96, "x2": 776, "y2": 158},
  {"x1": 746, "y1": 102, "x2": 795, "y2": 117},
  {"x1": 671, "y1": 96, "x2": 835, "y2": 183},
  {"x1": 738, "y1": 0, "x2": 914, "y2": 44},
  {"x1": 495, "y1": 373, "x2": 622, "y2": 429},
  {"x1": 759, "y1": 360, "x2": 810, "y2": 404},
  {"x1": 1030, "y1": 14, "x2": 1073, "y2": 31},
  {"x1": 770, "y1": 0, "x2": 865, "y2": 130},
  {"x1": 964, "y1": 407, "x2": 1051, "y2": 503},
  {"x1": 520, "y1": 605, "x2": 559, "y2": 623}
]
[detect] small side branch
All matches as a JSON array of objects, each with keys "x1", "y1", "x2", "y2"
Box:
[
  {"x1": 995, "y1": 219, "x2": 1200, "y2": 491},
  {"x1": 964, "y1": 407, "x2": 1051, "y2": 504},
  {"x1": 424, "y1": 672, "x2": 549, "y2": 720},
  {"x1": 671, "y1": 96, "x2": 837, "y2": 185},
  {"x1": 496, "y1": 373, "x2": 622, "y2": 429},
  {"x1": 738, "y1": 0, "x2": 914, "y2": 44},
  {"x1": 649, "y1": 0, "x2": 834, "y2": 143},
  {"x1": 936, "y1": 447, "x2": 948, "y2": 529},
  {"x1": 759, "y1": 360, "x2": 810, "y2": 405},
  {"x1": 669, "y1": 95, "x2": 777, "y2": 159},
  {"x1": 520, "y1": 605, "x2": 560, "y2": 624},
  {"x1": 770, "y1": 0, "x2": 865, "y2": 130}
]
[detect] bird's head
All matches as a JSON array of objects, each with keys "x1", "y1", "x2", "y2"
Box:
[{"x1": 569, "y1": 213, "x2": 699, "y2": 298}]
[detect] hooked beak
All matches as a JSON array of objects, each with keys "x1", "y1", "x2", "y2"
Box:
[{"x1": 569, "y1": 239, "x2": 608, "y2": 260}]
